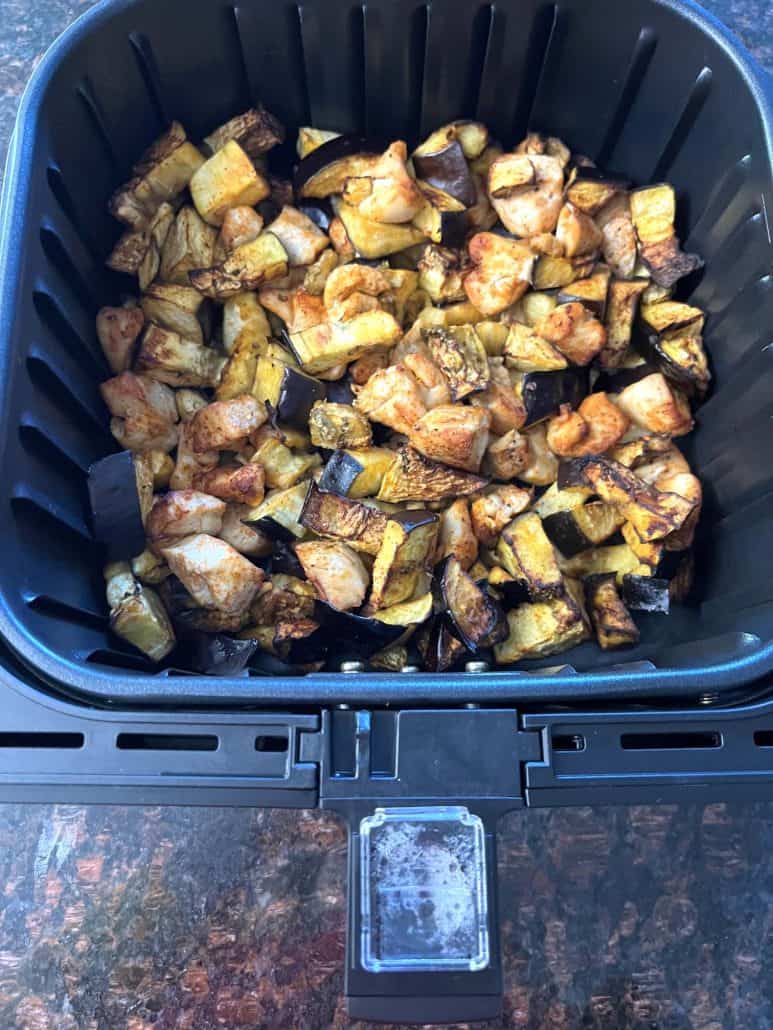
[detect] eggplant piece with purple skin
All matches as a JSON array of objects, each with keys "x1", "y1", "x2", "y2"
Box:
[
  {"x1": 621, "y1": 574, "x2": 671, "y2": 613},
  {"x1": 297, "y1": 199, "x2": 335, "y2": 232},
  {"x1": 440, "y1": 557, "x2": 507, "y2": 652},
  {"x1": 542, "y1": 502, "x2": 625, "y2": 557},
  {"x1": 318, "y1": 450, "x2": 364, "y2": 496},
  {"x1": 418, "y1": 616, "x2": 468, "y2": 672},
  {"x1": 325, "y1": 377, "x2": 356, "y2": 406},
  {"x1": 184, "y1": 633, "x2": 259, "y2": 675},
  {"x1": 518, "y1": 367, "x2": 589, "y2": 427},
  {"x1": 413, "y1": 140, "x2": 477, "y2": 207},
  {"x1": 88, "y1": 450, "x2": 148, "y2": 561},
  {"x1": 276, "y1": 365, "x2": 327, "y2": 429},
  {"x1": 293, "y1": 134, "x2": 385, "y2": 198},
  {"x1": 317, "y1": 603, "x2": 404, "y2": 658},
  {"x1": 269, "y1": 541, "x2": 307, "y2": 578},
  {"x1": 593, "y1": 362, "x2": 660, "y2": 394}
]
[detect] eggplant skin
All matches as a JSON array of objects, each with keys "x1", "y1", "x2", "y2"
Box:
[
  {"x1": 277, "y1": 367, "x2": 327, "y2": 429},
  {"x1": 584, "y1": 573, "x2": 640, "y2": 650},
  {"x1": 414, "y1": 140, "x2": 477, "y2": 207},
  {"x1": 88, "y1": 451, "x2": 147, "y2": 561},
  {"x1": 519, "y1": 368, "x2": 589, "y2": 427},
  {"x1": 441, "y1": 557, "x2": 506, "y2": 651},
  {"x1": 377, "y1": 447, "x2": 489, "y2": 503},
  {"x1": 417, "y1": 618, "x2": 468, "y2": 673},
  {"x1": 184, "y1": 633, "x2": 258, "y2": 675},
  {"x1": 318, "y1": 450, "x2": 364, "y2": 496},
  {"x1": 300, "y1": 482, "x2": 387, "y2": 555},
  {"x1": 621, "y1": 574, "x2": 670, "y2": 613}
]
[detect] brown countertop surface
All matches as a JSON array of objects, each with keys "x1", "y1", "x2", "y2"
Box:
[{"x1": 0, "y1": 1, "x2": 772, "y2": 1027}]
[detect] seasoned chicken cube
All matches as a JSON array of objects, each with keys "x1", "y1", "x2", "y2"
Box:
[
  {"x1": 555, "y1": 202, "x2": 603, "y2": 258},
  {"x1": 488, "y1": 153, "x2": 565, "y2": 237},
  {"x1": 534, "y1": 302, "x2": 607, "y2": 366},
  {"x1": 468, "y1": 361, "x2": 527, "y2": 434},
  {"x1": 401, "y1": 351, "x2": 451, "y2": 408},
  {"x1": 615, "y1": 373, "x2": 693, "y2": 436},
  {"x1": 342, "y1": 142, "x2": 424, "y2": 224},
  {"x1": 266, "y1": 206, "x2": 329, "y2": 266},
  {"x1": 194, "y1": 462, "x2": 266, "y2": 506},
  {"x1": 147, "y1": 490, "x2": 226, "y2": 544},
  {"x1": 222, "y1": 292, "x2": 271, "y2": 354},
  {"x1": 100, "y1": 372, "x2": 179, "y2": 453},
  {"x1": 293, "y1": 541, "x2": 370, "y2": 611},
  {"x1": 218, "y1": 504, "x2": 273, "y2": 557},
  {"x1": 190, "y1": 395, "x2": 267, "y2": 452},
  {"x1": 162, "y1": 533, "x2": 265, "y2": 614},
  {"x1": 596, "y1": 193, "x2": 637, "y2": 279},
  {"x1": 96, "y1": 305, "x2": 145, "y2": 374},
  {"x1": 547, "y1": 393, "x2": 629, "y2": 457},
  {"x1": 409, "y1": 405, "x2": 491, "y2": 472},
  {"x1": 436, "y1": 498, "x2": 478, "y2": 571},
  {"x1": 169, "y1": 421, "x2": 218, "y2": 490},
  {"x1": 218, "y1": 206, "x2": 264, "y2": 254},
  {"x1": 190, "y1": 139, "x2": 270, "y2": 225},
  {"x1": 484, "y1": 429, "x2": 530, "y2": 480},
  {"x1": 463, "y1": 232, "x2": 535, "y2": 316},
  {"x1": 470, "y1": 486, "x2": 533, "y2": 547},
  {"x1": 354, "y1": 363, "x2": 427, "y2": 435}
]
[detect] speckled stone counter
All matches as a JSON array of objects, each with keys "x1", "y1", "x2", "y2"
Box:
[{"x1": 0, "y1": 2, "x2": 771, "y2": 1028}]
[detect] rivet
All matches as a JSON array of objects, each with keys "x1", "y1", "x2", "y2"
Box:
[
  {"x1": 465, "y1": 660, "x2": 490, "y2": 674},
  {"x1": 339, "y1": 661, "x2": 365, "y2": 675}
]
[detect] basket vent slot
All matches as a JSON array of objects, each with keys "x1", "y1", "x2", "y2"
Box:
[
  {"x1": 255, "y1": 734, "x2": 288, "y2": 753},
  {"x1": 519, "y1": 3, "x2": 559, "y2": 140},
  {"x1": 39, "y1": 227, "x2": 99, "y2": 315},
  {"x1": 86, "y1": 648, "x2": 155, "y2": 672},
  {"x1": 45, "y1": 164, "x2": 99, "y2": 261},
  {"x1": 19, "y1": 422, "x2": 89, "y2": 477},
  {"x1": 621, "y1": 731, "x2": 721, "y2": 750},
  {"x1": 596, "y1": 26, "x2": 657, "y2": 167},
  {"x1": 129, "y1": 31, "x2": 169, "y2": 129},
  {"x1": 76, "y1": 79, "x2": 119, "y2": 169},
  {"x1": 228, "y1": 5, "x2": 254, "y2": 110},
  {"x1": 0, "y1": 733, "x2": 84, "y2": 749},
  {"x1": 26, "y1": 594, "x2": 105, "y2": 630},
  {"x1": 26, "y1": 352, "x2": 110, "y2": 439},
  {"x1": 11, "y1": 489, "x2": 92, "y2": 545},
  {"x1": 32, "y1": 289, "x2": 107, "y2": 379},
  {"x1": 117, "y1": 733, "x2": 218, "y2": 752},
  {"x1": 552, "y1": 733, "x2": 586, "y2": 752},
  {"x1": 651, "y1": 65, "x2": 713, "y2": 182},
  {"x1": 753, "y1": 732, "x2": 773, "y2": 748}
]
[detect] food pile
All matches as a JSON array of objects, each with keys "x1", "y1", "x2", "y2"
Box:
[{"x1": 89, "y1": 104, "x2": 707, "y2": 675}]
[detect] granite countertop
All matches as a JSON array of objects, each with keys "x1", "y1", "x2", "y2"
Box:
[{"x1": 0, "y1": 2, "x2": 772, "y2": 1028}]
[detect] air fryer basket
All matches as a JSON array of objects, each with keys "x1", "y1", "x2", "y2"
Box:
[{"x1": 0, "y1": 0, "x2": 772, "y2": 706}]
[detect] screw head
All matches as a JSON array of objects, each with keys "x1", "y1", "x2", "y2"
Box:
[
  {"x1": 339, "y1": 661, "x2": 365, "y2": 674},
  {"x1": 465, "y1": 660, "x2": 490, "y2": 674}
]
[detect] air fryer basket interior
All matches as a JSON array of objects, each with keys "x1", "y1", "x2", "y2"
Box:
[{"x1": 0, "y1": 0, "x2": 772, "y2": 706}]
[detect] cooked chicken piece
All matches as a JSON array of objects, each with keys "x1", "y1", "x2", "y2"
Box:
[
  {"x1": 342, "y1": 142, "x2": 424, "y2": 224},
  {"x1": 134, "y1": 324, "x2": 227, "y2": 388},
  {"x1": 160, "y1": 205, "x2": 218, "y2": 285},
  {"x1": 323, "y1": 263, "x2": 391, "y2": 312},
  {"x1": 409, "y1": 405, "x2": 491, "y2": 472},
  {"x1": 547, "y1": 393, "x2": 629, "y2": 457},
  {"x1": 615, "y1": 373, "x2": 693, "y2": 436},
  {"x1": 218, "y1": 504, "x2": 273, "y2": 557},
  {"x1": 293, "y1": 541, "x2": 370, "y2": 611},
  {"x1": 328, "y1": 216, "x2": 356, "y2": 261},
  {"x1": 218, "y1": 206, "x2": 264, "y2": 254},
  {"x1": 515, "y1": 133, "x2": 571, "y2": 167},
  {"x1": 303, "y1": 248, "x2": 339, "y2": 296},
  {"x1": 488, "y1": 153, "x2": 565, "y2": 237},
  {"x1": 401, "y1": 351, "x2": 451, "y2": 408},
  {"x1": 189, "y1": 140, "x2": 269, "y2": 226},
  {"x1": 633, "y1": 445, "x2": 691, "y2": 486},
  {"x1": 100, "y1": 372, "x2": 179, "y2": 453},
  {"x1": 109, "y1": 122, "x2": 204, "y2": 229},
  {"x1": 194, "y1": 462, "x2": 266, "y2": 506},
  {"x1": 96, "y1": 305, "x2": 145, "y2": 374},
  {"x1": 266, "y1": 206, "x2": 329, "y2": 266},
  {"x1": 596, "y1": 193, "x2": 637, "y2": 279},
  {"x1": 147, "y1": 490, "x2": 226, "y2": 548},
  {"x1": 169, "y1": 421, "x2": 217, "y2": 490},
  {"x1": 190, "y1": 395, "x2": 267, "y2": 453},
  {"x1": 354, "y1": 363, "x2": 427, "y2": 435},
  {"x1": 162, "y1": 533, "x2": 265, "y2": 614},
  {"x1": 435, "y1": 499, "x2": 478, "y2": 570},
  {"x1": 547, "y1": 404, "x2": 589, "y2": 456},
  {"x1": 484, "y1": 429, "x2": 530, "y2": 479},
  {"x1": 463, "y1": 232, "x2": 535, "y2": 316},
  {"x1": 470, "y1": 486, "x2": 533, "y2": 547},
  {"x1": 204, "y1": 105, "x2": 284, "y2": 159},
  {"x1": 654, "y1": 470, "x2": 702, "y2": 549},
  {"x1": 468, "y1": 361, "x2": 527, "y2": 434},
  {"x1": 175, "y1": 389, "x2": 209, "y2": 422},
  {"x1": 534, "y1": 302, "x2": 607, "y2": 365},
  {"x1": 519, "y1": 423, "x2": 559, "y2": 485},
  {"x1": 350, "y1": 351, "x2": 389, "y2": 385},
  {"x1": 555, "y1": 202, "x2": 603, "y2": 258}
]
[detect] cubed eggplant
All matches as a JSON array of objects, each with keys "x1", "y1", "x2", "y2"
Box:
[
  {"x1": 243, "y1": 481, "x2": 309, "y2": 540},
  {"x1": 542, "y1": 502, "x2": 625, "y2": 557},
  {"x1": 557, "y1": 265, "x2": 611, "y2": 320},
  {"x1": 518, "y1": 367, "x2": 589, "y2": 427},
  {"x1": 325, "y1": 377, "x2": 356, "y2": 406},
  {"x1": 317, "y1": 603, "x2": 404, "y2": 657},
  {"x1": 592, "y1": 362, "x2": 660, "y2": 394},
  {"x1": 440, "y1": 557, "x2": 506, "y2": 652},
  {"x1": 293, "y1": 134, "x2": 384, "y2": 198},
  {"x1": 88, "y1": 450, "x2": 148, "y2": 560},
  {"x1": 584, "y1": 573, "x2": 640, "y2": 649},
  {"x1": 496, "y1": 512, "x2": 566, "y2": 601},
  {"x1": 318, "y1": 450, "x2": 365, "y2": 496},
  {"x1": 183, "y1": 633, "x2": 259, "y2": 675},
  {"x1": 276, "y1": 366, "x2": 327, "y2": 429},
  {"x1": 300, "y1": 482, "x2": 387, "y2": 555},
  {"x1": 418, "y1": 617, "x2": 468, "y2": 673},
  {"x1": 413, "y1": 140, "x2": 476, "y2": 207},
  {"x1": 621, "y1": 574, "x2": 670, "y2": 613},
  {"x1": 269, "y1": 541, "x2": 307, "y2": 578},
  {"x1": 369, "y1": 509, "x2": 439, "y2": 609},
  {"x1": 565, "y1": 167, "x2": 627, "y2": 214},
  {"x1": 297, "y1": 199, "x2": 335, "y2": 232}
]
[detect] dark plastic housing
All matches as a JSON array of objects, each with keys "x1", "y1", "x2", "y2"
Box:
[{"x1": 0, "y1": 0, "x2": 772, "y2": 707}]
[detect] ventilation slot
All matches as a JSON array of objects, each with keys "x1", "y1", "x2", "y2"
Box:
[
  {"x1": 228, "y1": 5, "x2": 253, "y2": 109},
  {"x1": 25, "y1": 594, "x2": 106, "y2": 630},
  {"x1": 552, "y1": 734, "x2": 586, "y2": 752},
  {"x1": 596, "y1": 26, "x2": 657, "y2": 168},
  {"x1": 117, "y1": 733, "x2": 218, "y2": 752},
  {"x1": 0, "y1": 733, "x2": 83, "y2": 749},
  {"x1": 11, "y1": 489, "x2": 92, "y2": 545},
  {"x1": 76, "y1": 79, "x2": 118, "y2": 169},
  {"x1": 19, "y1": 423, "x2": 89, "y2": 480},
  {"x1": 686, "y1": 153, "x2": 752, "y2": 252},
  {"x1": 46, "y1": 164, "x2": 99, "y2": 261},
  {"x1": 32, "y1": 290, "x2": 107, "y2": 379},
  {"x1": 255, "y1": 735, "x2": 289, "y2": 753},
  {"x1": 129, "y1": 32, "x2": 169, "y2": 128},
  {"x1": 621, "y1": 732, "x2": 722, "y2": 750},
  {"x1": 463, "y1": 4, "x2": 494, "y2": 122},
  {"x1": 754, "y1": 732, "x2": 773, "y2": 747},
  {"x1": 86, "y1": 648, "x2": 156, "y2": 672},
  {"x1": 39, "y1": 227, "x2": 100, "y2": 314},
  {"x1": 26, "y1": 354, "x2": 110, "y2": 441},
  {"x1": 520, "y1": 4, "x2": 560, "y2": 138},
  {"x1": 651, "y1": 66, "x2": 713, "y2": 182}
]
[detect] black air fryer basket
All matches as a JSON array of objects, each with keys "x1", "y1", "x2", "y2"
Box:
[{"x1": 1, "y1": 0, "x2": 773, "y2": 1020}]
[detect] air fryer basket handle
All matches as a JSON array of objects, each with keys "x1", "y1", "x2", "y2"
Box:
[{"x1": 341, "y1": 805, "x2": 504, "y2": 1024}]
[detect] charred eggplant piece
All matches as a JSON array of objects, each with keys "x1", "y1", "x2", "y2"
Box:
[
  {"x1": 377, "y1": 447, "x2": 489, "y2": 503},
  {"x1": 300, "y1": 482, "x2": 387, "y2": 555},
  {"x1": 630, "y1": 184, "x2": 703, "y2": 288},
  {"x1": 557, "y1": 265, "x2": 611, "y2": 320},
  {"x1": 275, "y1": 366, "x2": 327, "y2": 429},
  {"x1": 412, "y1": 183, "x2": 469, "y2": 248},
  {"x1": 243, "y1": 481, "x2": 309, "y2": 540},
  {"x1": 566, "y1": 167, "x2": 626, "y2": 215},
  {"x1": 414, "y1": 139, "x2": 476, "y2": 207},
  {"x1": 294, "y1": 134, "x2": 383, "y2": 198},
  {"x1": 494, "y1": 595, "x2": 588, "y2": 664},
  {"x1": 636, "y1": 301, "x2": 710, "y2": 395},
  {"x1": 308, "y1": 401, "x2": 372, "y2": 450},
  {"x1": 317, "y1": 603, "x2": 404, "y2": 658},
  {"x1": 518, "y1": 367, "x2": 589, "y2": 427},
  {"x1": 441, "y1": 557, "x2": 506, "y2": 652},
  {"x1": 496, "y1": 512, "x2": 565, "y2": 601},
  {"x1": 621, "y1": 574, "x2": 670, "y2": 613},
  {"x1": 418, "y1": 617, "x2": 468, "y2": 673},
  {"x1": 542, "y1": 502, "x2": 625, "y2": 557},
  {"x1": 593, "y1": 361, "x2": 659, "y2": 394},
  {"x1": 599, "y1": 278, "x2": 649, "y2": 369},
  {"x1": 183, "y1": 633, "x2": 259, "y2": 675},
  {"x1": 584, "y1": 573, "x2": 640, "y2": 649},
  {"x1": 369, "y1": 509, "x2": 439, "y2": 609},
  {"x1": 88, "y1": 451, "x2": 149, "y2": 561},
  {"x1": 424, "y1": 325, "x2": 490, "y2": 400}
]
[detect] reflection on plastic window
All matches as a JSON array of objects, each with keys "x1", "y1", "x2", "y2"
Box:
[{"x1": 359, "y1": 805, "x2": 489, "y2": 973}]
